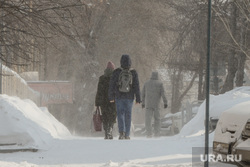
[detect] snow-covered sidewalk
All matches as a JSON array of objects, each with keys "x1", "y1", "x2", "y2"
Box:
[
  {"x1": 0, "y1": 135, "x2": 235, "y2": 167},
  {"x1": 2, "y1": 86, "x2": 250, "y2": 167}
]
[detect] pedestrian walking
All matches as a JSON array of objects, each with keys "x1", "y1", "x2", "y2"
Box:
[
  {"x1": 108, "y1": 54, "x2": 141, "y2": 140},
  {"x1": 141, "y1": 71, "x2": 168, "y2": 138},
  {"x1": 95, "y1": 61, "x2": 117, "y2": 139}
]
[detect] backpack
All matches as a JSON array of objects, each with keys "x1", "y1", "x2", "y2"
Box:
[{"x1": 118, "y1": 68, "x2": 133, "y2": 92}]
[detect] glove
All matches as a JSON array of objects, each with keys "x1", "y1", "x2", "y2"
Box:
[
  {"x1": 164, "y1": 104, "x2": 168, "y2": 109},
  {"x1": 142, "y1": 104, "x2": 145, "y2": 109}
]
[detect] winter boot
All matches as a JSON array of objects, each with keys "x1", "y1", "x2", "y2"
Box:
[
  {"x1": 104, "y1": 131, "x2": 108, "y2": 140},
  {"x1": 154, "y1": 133, "x2": 161, "y2": 138},
  {"x1": 125, "y1": 136, "x2": 130, "y2": 140},
  {"x1": 108, "y1": 128, "x2": 113, "y2": 140},
  {"x1": 109, "y1": 134, "x2": 113, "y2": 140},
  {"x1": 119, "y1": 132, "x2": 125, "y2": 140}
]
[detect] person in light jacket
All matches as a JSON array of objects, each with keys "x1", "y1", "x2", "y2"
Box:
[{"x1": 141, "y1": 71, "x2": 168, "y2": 137}]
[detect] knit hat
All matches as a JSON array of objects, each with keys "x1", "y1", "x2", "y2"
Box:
[{"x1": 106, "y1": 61, "x2": 115, "y2": 70}]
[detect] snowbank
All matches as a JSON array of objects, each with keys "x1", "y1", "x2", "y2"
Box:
[
  {"x1": 179, "y1": 86, "x2": 250, "y2": 137},
  {"x1": 0, "y1": 95, "x2": 71, "y2": 149}
]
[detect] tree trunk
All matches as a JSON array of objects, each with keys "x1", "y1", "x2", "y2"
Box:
[
  {"x1": 236, "y1": 54, "x2": 246, "y2": 87},
  {"x1": 235, "y1": 17, "x2": 248, "y2": 87},
  {"x1": 198, "y1": 52, "x2": 205, "y2": 100},
  {"x1": 212, "y1": 61, "x2": 219, "y2": 95},
  {"x1": 220, "y1": 1, "x2": 238, "y2": 94},
  {"x1": 171, "y1": 69, "x2": 197, "y2": 114},
  {"x1": 171, "y1": 69, "x2": 181, "y2": 114}
]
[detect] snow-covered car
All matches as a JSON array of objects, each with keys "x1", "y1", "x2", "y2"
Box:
[{"x1": 213, "y1": 102, "x2": 250, "y2": 166}]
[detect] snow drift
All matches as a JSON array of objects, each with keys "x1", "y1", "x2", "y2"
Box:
[
  {"x1": 179, "y1": 86, "x2": 250, "y2": 137},
  {"x1": 0, "y1": 95, "x2": 71, "y2": 149}
]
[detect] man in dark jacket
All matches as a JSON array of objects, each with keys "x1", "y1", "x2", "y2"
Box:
[
  {"x1": 141, "y1": 71, "x2": 168, "y2": 138},
  {"x1": 108, "y1": 55, "x2": 141, "y2": 140},
  {"x1": 95, "y1": 61, "x2": 117, "y2": 139}
]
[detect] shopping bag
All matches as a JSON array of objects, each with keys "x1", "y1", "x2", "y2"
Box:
[{"x1": 93, "y1": 107, "x2": 102, "y2": 131}]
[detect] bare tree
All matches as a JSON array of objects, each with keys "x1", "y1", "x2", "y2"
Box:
[
  {"x1": 214, "y1": 0, "x2": 249, "y2": 93},
  {"x1": 160, "y1": 0, "x2": 207, "y2": 113},
  {"x1": 0, "y1": 0, "x2": 108, "y2": 135},
  {"x1": 161, "y1": 0, "x2": 249, "y2": 114},
  {"x1": 0, "y1": 0, "x2": 87, "y2": 71}
]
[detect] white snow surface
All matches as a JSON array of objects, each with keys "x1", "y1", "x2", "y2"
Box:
[
  {"x1": 0, "y1": 95, "x2": 71, "y2": 149},
  {"x1": 2, "y1": 86, "x2": 250, "y2": 167},
  {"x1": 180, "y1": 86, "x2": 250, "y2": 137}
]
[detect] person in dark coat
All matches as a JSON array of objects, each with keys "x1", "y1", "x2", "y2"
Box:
[
  {"x1": 141, "y1": 71, "x2": 168, "y2": 138},
  {"x1": 108, "y1": 54, "x2": 141, "y2": 140},
  {"x1": 95, "y1": 61, "x2": 117, "y2": 139}
]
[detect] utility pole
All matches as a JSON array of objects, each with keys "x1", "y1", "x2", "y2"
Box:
[
  {"x1": 205, "y1": 0, "x2": 212, "y2": 167},
  {"x1": 0, "y1": 1, "x2": 3, "y2": 94}
]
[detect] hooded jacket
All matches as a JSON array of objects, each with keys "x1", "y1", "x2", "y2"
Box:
[
  {"x1": 108, "y1": 55, "x2": 141, "y2": 103},
  {"x1": 141, "y1": 72, "x2": 167, "y2": 109}
]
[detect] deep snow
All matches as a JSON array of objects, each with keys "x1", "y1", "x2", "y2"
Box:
[
  {"x1": 2, "y1": 87, "x2": 250, "y2": 166},
  {"x1": 0, "y1": 95, "x2": 71, "y2": 150}
]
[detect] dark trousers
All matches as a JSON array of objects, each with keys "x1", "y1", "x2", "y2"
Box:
[{"x1": 101, "y1": 105, "x2": 116, "y2": 135}]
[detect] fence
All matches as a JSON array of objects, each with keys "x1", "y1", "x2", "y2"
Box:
[{"x1": 1, "y1": 65, "x2": 40, "y2": 105}]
